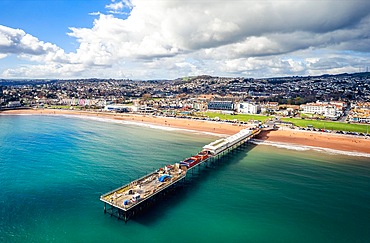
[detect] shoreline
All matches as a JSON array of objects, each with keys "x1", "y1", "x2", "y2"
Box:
[
  {"x1": 254, "y1": 129, "x2": 370, "y2": 155},
  {"x1": 0, "y1": 109, "x2": 246, "y2": 136},
  {"x1": 2, "y1": 109, "x2": 370, "y2": 156}
]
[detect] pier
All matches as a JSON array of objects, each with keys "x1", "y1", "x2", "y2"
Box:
[{"x1": 100, "y1": 128, "x2": 261, "y2": 222}]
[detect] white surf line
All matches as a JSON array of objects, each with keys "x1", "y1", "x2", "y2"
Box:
[
  {"x1": 251, "y1": 139, "x2": 370, "y2": 158},
  {"x1": 48, "y1": 113, "x2": 228, "y2": 138}
]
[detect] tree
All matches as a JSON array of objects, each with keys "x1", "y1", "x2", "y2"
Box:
[{"x1": 142, "y1": 93, "x2": 152, "y2": 101}]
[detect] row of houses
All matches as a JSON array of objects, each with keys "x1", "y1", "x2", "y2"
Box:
[
  {"x1": 348, "y1": 102, "x2": 370, "y2": 123},
  {"x1": 50, "y1": 98, "x2": 108, "y2": 107}
]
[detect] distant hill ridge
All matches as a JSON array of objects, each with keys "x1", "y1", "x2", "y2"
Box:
[{"x1": 1, "y1": 72, "x2": 370, "y2": 86}]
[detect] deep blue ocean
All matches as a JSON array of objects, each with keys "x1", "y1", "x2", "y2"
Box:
[{"x1": 1, "y1": 115, "x2": 370, "y2": 242}]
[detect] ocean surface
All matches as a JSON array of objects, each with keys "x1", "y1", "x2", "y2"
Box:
[{"x1": 1, "y1": 115, "x2": 370, "y2": 243}]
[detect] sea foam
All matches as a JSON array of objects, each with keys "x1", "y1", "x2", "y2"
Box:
[
  {"x1": 51, "y1": 114, "x2": 226, "y2": 137},
  {"x1": 251, "y1": 139, "x2": 370, "y2": 158}
]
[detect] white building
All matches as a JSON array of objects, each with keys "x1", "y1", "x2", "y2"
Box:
[
  {"x1": 302, "y1": 103, "x2": 326, "y2": 114},
  {"x1": 7, "y1": 101, "x2": 21, "y2": 108},
  {"x1": 260, "y1": 102, "x2": 279, "y2": 114},
  {"x1": 323, "y1": 105, "x2": 340, "y2": 119},
  {"x1": 237, "y1": 102, "x2": 260, "y2": 114},
  {"x1": 301, "y1": 102, "x2": 343, "y2": 120}
]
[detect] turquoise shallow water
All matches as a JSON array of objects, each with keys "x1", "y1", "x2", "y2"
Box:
[{"x1": 1, "y1": 115, "x2": 370, "y2": 242}]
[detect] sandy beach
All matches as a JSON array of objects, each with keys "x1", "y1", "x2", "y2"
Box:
[{"x1": 2, "y1": 108, "x2": 370, "y2": 155}]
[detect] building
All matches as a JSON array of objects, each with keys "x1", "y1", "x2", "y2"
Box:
[
  {"x1": 260, "y1": 102, "x2": 279, "y2": 114},
  {"x1": 137, "y1": 106, "x2": 156, "y2": 113},
  {"x1": 348, "y1": 103, "x2": 370, "y2": 123},
  {"x1": 301, "y1": 101, "x2": 343, "y2": 120},
  {"x1": 7, "y1": 101, "x2": 21, "y2": 108},
  {"x1": 207, "y1": 101, "x2": 235, "y2": 111},
  {"x1": 349, "y1": 116, "x2": 370, "y2": 123},
  {"x1": 237, "y1": 102, "x2": 260, "y2": 114},
  {"x1": 104, "y1": 104, "x2": 131, "y2": 112},
  {"x1": 323, "y1": 105, "x2": 340, "y2": 120},
  {"x1": 301, "y1": 103, "x2": 326, "y2": 114}
]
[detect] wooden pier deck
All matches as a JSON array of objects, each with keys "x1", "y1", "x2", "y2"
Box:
[{"x1": 101, "y1": 168, "x2": 186, "y2": 212}]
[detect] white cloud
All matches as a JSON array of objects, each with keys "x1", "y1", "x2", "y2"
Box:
[
  {"x1": 2, "y1": 0, "x2": 370, "y2": 79},
  {"x1": 0, "y1": 25, "x2": 63, "y2": 57},
  {"x1": 89, "y1": 12, "x2": 101, "y2": 16},
  {"x1": 105, "y1": 0, "x2": 133, "y2": 14},
  {"x1": 2, "y1": 63, "x2": 85, "y2": 78}
]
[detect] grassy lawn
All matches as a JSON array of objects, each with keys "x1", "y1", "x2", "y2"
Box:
[
  {"x1": 195, "y1": 112, "x2": 272, "y2": 122},
  {"x1": 281, "y1": 117, "x2": 370, "y2": 133}
]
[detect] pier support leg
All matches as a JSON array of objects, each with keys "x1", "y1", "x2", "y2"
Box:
[{"x1": 104, "y1": 203, "x2": 106, "y2": 214}]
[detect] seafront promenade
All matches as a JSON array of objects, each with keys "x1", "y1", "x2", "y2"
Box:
[{"x1": 100, "y1": 128, "x2": 261, "y2": 222}]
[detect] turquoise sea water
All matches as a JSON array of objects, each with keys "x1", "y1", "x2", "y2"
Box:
[{"x1": 1, "y1": 115, "x2": 370, "y2": 242}]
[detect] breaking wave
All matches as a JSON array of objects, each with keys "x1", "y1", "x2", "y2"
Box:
[
  {"x1": 251, "y1": 139, "x2": 370, "y2": 158},
  {"x1": 50, "y1": 114, "x2": 226, "y2": 137}
]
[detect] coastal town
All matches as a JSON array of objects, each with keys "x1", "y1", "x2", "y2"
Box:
[
  {"x1": 2, "y1": 0, "x2": 370, "y2": 241},
  {"x1": 1, "y1": 72, "x2": 369, "y2": 125},
  {"x1": 4, "y1": 71, "x2": 370, "y2": 222}
]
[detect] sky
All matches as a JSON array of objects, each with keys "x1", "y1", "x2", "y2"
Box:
[{"x1": 1, "y1": 0, "x2": 370, "y2": 80}]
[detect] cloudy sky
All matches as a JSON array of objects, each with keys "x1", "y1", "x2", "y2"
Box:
[{"x1": 1, "y1": 0, "x2": 370, "y2": 79}]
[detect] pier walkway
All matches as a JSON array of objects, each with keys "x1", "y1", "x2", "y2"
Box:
[{"x1": 100, "y1": 128, "x2": 260, "y2": 222}]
